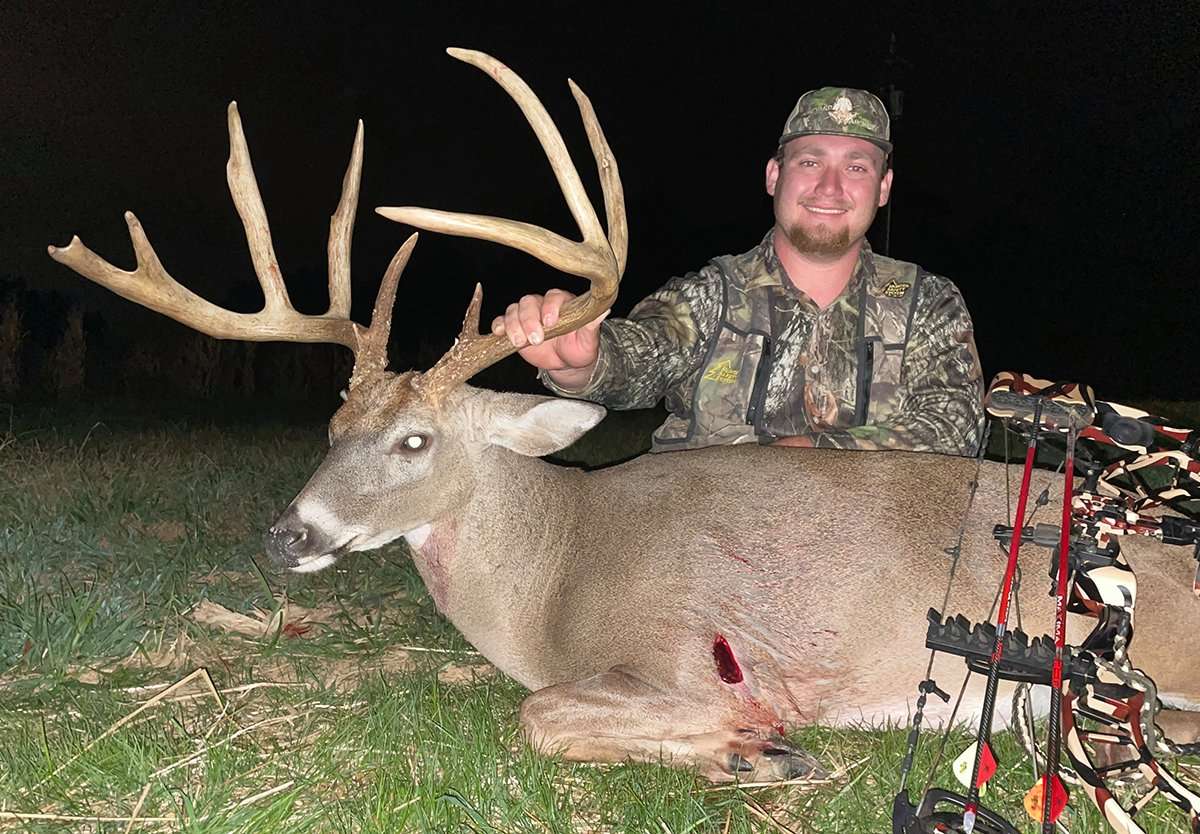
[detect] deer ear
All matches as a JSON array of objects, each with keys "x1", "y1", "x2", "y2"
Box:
[{"x1": 486, "y1": 397, "x2": 606, "y2": 457}]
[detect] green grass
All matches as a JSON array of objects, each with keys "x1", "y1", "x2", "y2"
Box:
[{"x1": 1, "y1": 399, "x2": 1196, "y2": 833}]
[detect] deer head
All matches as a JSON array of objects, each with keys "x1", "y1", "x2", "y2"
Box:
[{"x1": 48, "y1": 49, "x2": 626, "y2": 573}]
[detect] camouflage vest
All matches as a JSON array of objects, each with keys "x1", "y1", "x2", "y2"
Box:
[{"x1": 651, "y1": 252, "x2": 923, "y2": 452}]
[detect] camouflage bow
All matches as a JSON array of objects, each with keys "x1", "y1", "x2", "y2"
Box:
[{"x1": 892, "y1": 373, "x2": 1200, "y2": 834}]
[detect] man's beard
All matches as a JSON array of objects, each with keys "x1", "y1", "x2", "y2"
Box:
[{"x1": 783, "y1": 220, "x2": 852, "y2": 258}]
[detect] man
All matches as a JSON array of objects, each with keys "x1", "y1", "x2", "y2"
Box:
[{"x1": 492, "y1": 87, "x2": 985, "y2": 455}]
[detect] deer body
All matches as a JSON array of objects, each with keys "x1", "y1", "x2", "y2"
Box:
[{"x1": 272, "y1": 386, "x2": 1200, "y2": 781}]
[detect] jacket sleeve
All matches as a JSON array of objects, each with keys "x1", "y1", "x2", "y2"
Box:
[
  {"x1": 805, "y1": 277, "x2": 986, "y2": 455},
  {"x1": 540, "y1": 265, "x2": 724, "y2": 411}
]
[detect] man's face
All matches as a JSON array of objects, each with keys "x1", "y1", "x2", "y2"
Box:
[{"x1": 765, "y1": 134, "x2": 893, "y2": 259}]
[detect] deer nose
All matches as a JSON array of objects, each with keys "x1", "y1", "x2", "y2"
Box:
[
  {"x1": 279, "y1": 526, "x2": 308, "y2": 548},
  {"x1": 264, "y1": 511, "x2": 316, "y2": 567}
]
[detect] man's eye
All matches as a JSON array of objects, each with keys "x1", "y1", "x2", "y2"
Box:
[{"x1": 392, "y1": 434, "x2": 428, "y2": 453}]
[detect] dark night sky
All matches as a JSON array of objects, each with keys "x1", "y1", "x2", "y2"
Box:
[{"x1": 5, "y1": 1, "x2": 1198, "y2": 399}]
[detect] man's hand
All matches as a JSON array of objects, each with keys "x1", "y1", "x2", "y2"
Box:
[{"x1": 491, "y1": 289, "x2": 605, "y2": 390}]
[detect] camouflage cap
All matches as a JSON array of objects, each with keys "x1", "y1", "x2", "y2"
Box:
[{"x1": 779, "y1": 87, "x2": 892, "y2": 154}]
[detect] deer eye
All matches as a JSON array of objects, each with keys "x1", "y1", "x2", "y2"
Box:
[{"x1": 392, "y1": 433, "x2": 428, "y2": 454}]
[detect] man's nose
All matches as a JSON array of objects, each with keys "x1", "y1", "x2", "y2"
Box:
[{"x1": 815, "y1": 166, "x2": 843, "y2": 195}]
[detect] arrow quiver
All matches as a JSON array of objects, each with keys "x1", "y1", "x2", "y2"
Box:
[{"x1": 893, "y1": 373, "x2": 1200, "y2": 834}]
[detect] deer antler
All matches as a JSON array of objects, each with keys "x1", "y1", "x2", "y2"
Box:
[
  {"x1": 47, "y1": 103, "x2": 413, "y2": 390},
  {"x1": 376, "y1": 48, "x2": 627, "y2": 404}
]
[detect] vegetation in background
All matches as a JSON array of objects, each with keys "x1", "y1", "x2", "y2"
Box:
[
  {"x1": 0, "y1": 302, "x2": 23, "y2": 395},
  {"x1": 44, "y1": 309, "x2": 86, "y2": 396}
]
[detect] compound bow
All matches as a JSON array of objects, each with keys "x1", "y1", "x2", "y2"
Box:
[{"x1": 892, "y1": 373, "x2": 1200, "y2": 834}]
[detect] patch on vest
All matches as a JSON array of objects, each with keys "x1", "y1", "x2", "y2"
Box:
[
  {"x1": 702, "y1": 358, "x2": 738, "y2": 384},
  {"x1": 882, "y1": 279, "x2": 911, "y2": 298}
]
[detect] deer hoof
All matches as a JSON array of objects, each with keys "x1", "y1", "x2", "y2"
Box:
[
  {"x1": 726, "y1": 753, "x2": 755, "y2": 773},
  {"x1": 761, "y1": 743, "x2": 828, "y2": 780}
]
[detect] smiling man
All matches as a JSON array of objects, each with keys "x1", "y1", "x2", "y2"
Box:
[{"x1": 495, "y1": 87, "x2": 985, "y2": 455}]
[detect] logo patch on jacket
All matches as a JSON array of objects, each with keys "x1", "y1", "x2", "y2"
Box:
[
  {"x1": 882, "y1": 280, "x2": 911, "y2": 298},
  {"x1": 702, "y1": 358, "x2": 738, "y2": 384}
]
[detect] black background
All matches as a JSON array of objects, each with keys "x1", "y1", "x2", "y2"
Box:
[{"x1": 6, "y1": 1, "x2": 1197, "y2": 399}]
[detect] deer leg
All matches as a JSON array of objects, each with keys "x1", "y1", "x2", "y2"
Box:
[{"x1": 518, "y1": 666, "x2": 825, "y2": 782}]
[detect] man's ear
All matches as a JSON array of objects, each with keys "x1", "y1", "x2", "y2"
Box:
[
  {"x1": 765, "y1": 156, "x2": 781, "y2": 197},
  {"x1": 878, "y1": 168, "x2": 894, "y2": 207}
]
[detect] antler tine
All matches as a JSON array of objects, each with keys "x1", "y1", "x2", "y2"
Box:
[
  {"x1": 568, "y1": 79, "x2": 628, "y2": 277},
  {"x1": 407, "y1": 283, "x2": 515, "y2": 403},
  {"x1": 328, "y1": 119, "x2": 364, "y2": 319},
  {"x1": 349, "y1": 233, "x2": 419, "y2": 390},
  {"x1": 226, "y1": 102, "x2": 292, "y2": 313},
  {"x1": 377, "y1": 49, "x2": 625, "y2": 403},
  {"x1": 47, "y1": 103, "x2": 379, "y2": 353}
]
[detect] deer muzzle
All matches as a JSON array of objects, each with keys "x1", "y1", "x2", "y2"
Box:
[{"x1": 264, "y1": 506, "x2": 341, "y2": 572}]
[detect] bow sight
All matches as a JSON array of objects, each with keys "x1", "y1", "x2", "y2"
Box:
[{"x1": 893, "y1": 372, "x2": 1200, "y2": 834}]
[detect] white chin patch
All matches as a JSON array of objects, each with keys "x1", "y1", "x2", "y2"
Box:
[
  {"x1": 289, "y1": 497, "x2": 426, "y2": 556},
  {"x1": 404, "y1": 524, "x2": 432, "y2": 549},
  {"x1": 291, "y1": 553, "x2": 338, "y2": 574}
]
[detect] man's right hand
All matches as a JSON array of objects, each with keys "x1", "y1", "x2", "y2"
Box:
[{"x1": 491, "y1": 288, "x2": 606, "y2": 391}]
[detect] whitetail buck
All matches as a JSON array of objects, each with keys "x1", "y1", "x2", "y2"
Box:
[{"x1": 49, "y1": 49, "x2": 1200, "y2": 784}]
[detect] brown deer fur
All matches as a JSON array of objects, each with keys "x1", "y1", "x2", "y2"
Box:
[{"x1": 266, "y1": 384, "x2": 1200, "y2": 782}]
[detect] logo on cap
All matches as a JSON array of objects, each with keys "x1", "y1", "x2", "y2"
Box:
[{"x1": 829, "y1": 96, "x2": 856, "y2": 126}]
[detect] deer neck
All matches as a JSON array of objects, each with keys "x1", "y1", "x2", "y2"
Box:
[{"x1": 402, "y1": 449, "x2": 582, "y2": 686}]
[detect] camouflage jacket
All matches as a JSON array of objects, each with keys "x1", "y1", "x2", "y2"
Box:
[{"x1": 543, "y1": 231, "x2": 985, "y2": 455}]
